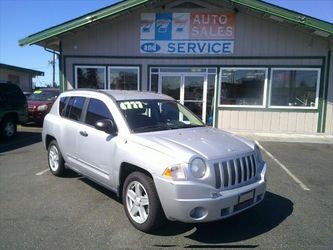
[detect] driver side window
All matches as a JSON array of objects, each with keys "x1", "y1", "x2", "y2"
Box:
[{"x1": 85, "y1": 98, "x2": 113, "y2": 126}]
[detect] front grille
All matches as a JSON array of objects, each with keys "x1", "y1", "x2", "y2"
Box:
[{"x1": 214, "y1": 154, "x2": 257, "y2": 189}]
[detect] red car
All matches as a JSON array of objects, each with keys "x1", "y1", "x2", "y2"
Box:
[{"x1": 27, "y1": 88, "x2": 59, "y2": 124}]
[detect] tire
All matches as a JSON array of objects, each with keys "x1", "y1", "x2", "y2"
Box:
[
  {"x1": 47, "y1": 140, "x2": 66, "y2": 176},
  {"x1": 122, "y1": 172, "x2": 166, "y2": 232},
  {"x1": 1, "y1": 118, "x2": 17, "y2": 139}
]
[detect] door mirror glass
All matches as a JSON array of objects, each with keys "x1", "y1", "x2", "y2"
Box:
[{"x1": 94, "y1": 119, "x2": 118, "y2": 135}]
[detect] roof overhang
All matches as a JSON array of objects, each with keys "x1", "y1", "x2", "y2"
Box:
[
  {"x1": 233, "y1": 0, "x2": 333, "y2": 38},
  {"x1": 0, "y1": 63, "x2": 44, "y2": 76},
  {"x1": 18, "y1": 0, "x2": 333, "y2": 51}
]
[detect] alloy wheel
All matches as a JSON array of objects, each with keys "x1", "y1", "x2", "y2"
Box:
[{"x1": 125, "y1": 181, "x2": 150, "y2": 224}]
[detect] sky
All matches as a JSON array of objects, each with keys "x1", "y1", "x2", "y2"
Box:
[{"x1": 0, "y1": 0, "x2": 332, "y2": 87}]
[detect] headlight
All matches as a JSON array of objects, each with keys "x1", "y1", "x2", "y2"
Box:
[
  {"x1": 163, "y1": 164, "x2": 186, "y2": 180},
  {"x1": 254, "y1": 144, "x2": 264, "y2": 165},
  {"x1": 190, "y1": 158, "x2": 207, "y2": 178},
  {"x1": 37, "y1": 104, "x2": 48, "y2": 111}
]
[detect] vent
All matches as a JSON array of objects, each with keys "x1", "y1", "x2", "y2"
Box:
[{"x1": 214, "y1": 154, "x2": 257, "y2": 189}]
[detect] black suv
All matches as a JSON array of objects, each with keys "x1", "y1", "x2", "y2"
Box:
[{"x1": 0, "y1": 82, "x2": 28, "y2": 139}]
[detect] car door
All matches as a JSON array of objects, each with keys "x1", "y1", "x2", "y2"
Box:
[
  {"x1": 75, "y1": 98, "x2": 118, "y2": 188},
  {"x1": 59, "y1": 96, "x2": 86, "y2": 169}
]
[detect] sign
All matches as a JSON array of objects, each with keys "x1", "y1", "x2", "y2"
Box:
[{"x1": 140, "y1": 12, "x2": 235, "y2": 55}]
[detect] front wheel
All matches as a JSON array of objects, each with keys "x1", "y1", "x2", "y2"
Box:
[
  {"x1": 122, "y1": 172, "x2": 166, "y2": 232},
  {"x1": 48, "y1": 140, "x2": 66, "y2": 176}
]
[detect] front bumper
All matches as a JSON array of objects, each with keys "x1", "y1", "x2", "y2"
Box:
[
  {"x1": 154, "y1": 163, "x2": 267, "y2": 223},
  {"x1": 28, "y1": 110, "x2": 47, "y2": 122}
]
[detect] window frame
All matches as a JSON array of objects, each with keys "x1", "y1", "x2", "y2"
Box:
[
  {"x1": 74, "y1": 65, "x2": 107, "y2": 89},
  {"x1": 219, "y1": 67, "x2": 268, "y2": 108},
  {"x1": 268, "y1": 67, "x2": 321, "y2": 110},
  {"x1": 108, "y1": 66, "x2": 140, "y2": 91}
]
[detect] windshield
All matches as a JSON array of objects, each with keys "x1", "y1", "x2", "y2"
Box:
[
  {"x1": 117, "y1": 99, "x2": 205, "y2": 133},
  {"x1": 28, "y1": 90, "x2": 59, "y2": 101}
]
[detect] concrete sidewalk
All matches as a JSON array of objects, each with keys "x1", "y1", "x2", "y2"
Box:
[{"x1": 229, "y1": 131, "x2": 333, "y2": 144}]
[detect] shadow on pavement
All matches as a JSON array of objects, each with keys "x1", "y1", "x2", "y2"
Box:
[
  {"x1": 0, "y1": 131, "x2": 42, "y2": 154},
  {"x1": 152, "y1": 191, "x2": 293, "y2": 247},
  {"x1": 73, "y1": 173, "x2": 293, "y2": 246},
  {"x1": 68, "y1": 170, "x2": 292, "y2": 247},
  {"x1": 53, "y1": 167, "x2": 293, "y2": 247},
  {"x1": 79, "y1": 177, "x2": 122, "y2": 204}
]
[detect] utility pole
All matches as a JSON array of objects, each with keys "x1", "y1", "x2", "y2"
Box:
[{"x1": 48, "y1": 51, "x2": 56, "y2": 87}]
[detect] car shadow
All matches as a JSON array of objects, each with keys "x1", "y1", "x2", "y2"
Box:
[
  {"x1": 66, "y1": 172, "x2": 293, "y2": 246},
  {"x1": 151, "y1": 191, "x2": 293, "y2": 246},
  {"x1": 78, "y1": 177, "x2": 122, "y2": 204},
  {"x1": 0, "y1": 131, "x2": 41, "y2": 154},
  {"x1": 22, "y1": 122, "x2": 43, "y2": 128}
]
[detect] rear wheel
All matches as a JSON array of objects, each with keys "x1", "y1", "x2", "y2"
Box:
[
  {"x1": 48, "y1": 140, "x2": 66, "y2": 176},
  {"x1": 122, "y1": 172, "x2": 165, "y2": 232},
  {"x1": 1, "y1": 118, "x2": 17, "y2": 139}
]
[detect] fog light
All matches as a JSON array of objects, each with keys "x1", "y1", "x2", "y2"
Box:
[{"x1": 189, "y1": 207, "x2": 208, "y2": 220}]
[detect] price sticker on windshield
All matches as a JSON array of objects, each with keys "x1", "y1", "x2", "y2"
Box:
[{"x1": 120, "y1": 101, "x2": 144, "y2": 110}]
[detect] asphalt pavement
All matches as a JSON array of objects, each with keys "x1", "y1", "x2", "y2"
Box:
[{"x1": 0, "y1": 126, "x2": 332, "y2": 249}]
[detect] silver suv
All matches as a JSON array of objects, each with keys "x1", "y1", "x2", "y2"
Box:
[{"x1": 42, "y1": 89, "x2": 267, "y2": 232}]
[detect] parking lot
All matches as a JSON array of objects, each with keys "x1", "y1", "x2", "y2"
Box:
[{"x1": 0, "y1": 126, "x2": 332, "y2": 249}]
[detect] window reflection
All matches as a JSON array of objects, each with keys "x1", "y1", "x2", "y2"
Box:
[
  {"x1": 76, "y1": 67, "x2": 105, "y2": 89},
  {"x1": 161, "y1": 76, "x2": 181, "y2": 100},
  {"x1": 109, "y1": 67, "x2": 139, "y2": 90},
  {"x1": 270, "y1": 69, "x2": 319, "y2": 107},
  {"x1": 220, "y1": 69, "x2": 266, "y2": 106}
]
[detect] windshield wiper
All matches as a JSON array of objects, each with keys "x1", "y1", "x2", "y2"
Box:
[
  {"x1": 132, "y1": 124, "x2": 169, "y2": 133},
  {"x1": 176, "y1": 124, "x2": 205, "y2": 129}
]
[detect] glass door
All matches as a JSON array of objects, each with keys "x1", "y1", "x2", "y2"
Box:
[
  {"x1": 160, "y1": 75, "x2": 181, "y2": 101},
  {"x1": 159, "y1": 74, "x2": 207, "y2": 123},
  {"x1": 183, "y1": 75, "x2": 207, "y2": 122}
]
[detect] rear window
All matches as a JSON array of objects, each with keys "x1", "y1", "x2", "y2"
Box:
[
  {"x1": 28, "y1": 90, "x2": 59, "y2": 101},
  {"x1": 59, "y1": 97, "x2": 68, "y2": 117},
  {"x1": 59, "y1": 96, "x2": 85, "y2": 121}
]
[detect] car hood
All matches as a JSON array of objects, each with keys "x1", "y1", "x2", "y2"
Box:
[
  {"x1": 28, "y1": 100, "x2": 51, "y2": 107},
  {"x1": 129, "y1": 127, "x2": 255, "y2": 162}
]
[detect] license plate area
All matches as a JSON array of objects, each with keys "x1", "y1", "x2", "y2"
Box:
[
  {"x1": 239, "y1": 189, "x2": 255, "y2": 203},
  {"x1": 234, "y1": 189, "x2": 255, "y2": 212}
]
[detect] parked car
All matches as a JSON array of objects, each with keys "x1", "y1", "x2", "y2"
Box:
[
  {"x1": 0, "y1": 81, "x2": 28, "y2": 139},
  {"x1": 42, "y1": 89, "x2": 267, "y2": 232},
  {"x1": 27, "y1": 88, "x2": 59, "y2": 124},
  {"x1": 23, "y1": 91, "x2": 32, "y2": 98}
]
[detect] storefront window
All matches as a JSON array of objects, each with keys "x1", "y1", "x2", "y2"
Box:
[
  {"x1": 75, "y1": 66, "x2": 106, "y2": 89},
  {"x1": 109, "y1": 67, "x2": 139, "y2": 90},
  {"x1": 220, "y1": 68, "x2": 267, "y2": 107},
  {"x1": 270, "y1": 68, "x2": 320, "y2": 108}
]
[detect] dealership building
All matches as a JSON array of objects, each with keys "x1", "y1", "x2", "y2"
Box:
[{"x1": 19, "y1": 0, "x2": 333, "y2": 135}]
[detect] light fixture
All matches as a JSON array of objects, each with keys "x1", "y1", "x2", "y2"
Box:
[
  {"x1": 269, "y1": 15, "x2": 284, "y2": 22},
  {"x1": 313, "y1": 30, "x2": 330, "y2": 38}
]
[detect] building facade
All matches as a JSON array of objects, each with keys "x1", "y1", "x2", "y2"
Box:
[
  {"x1": 0, "y1": 63, "x2": 44, "y2": 92},
  {"x1": 19, "y1": 0, "x2": 333, "y2": 135}
]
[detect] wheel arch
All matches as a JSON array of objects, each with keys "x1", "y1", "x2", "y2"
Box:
[
  {"x1": 45, "y1": 134, "x2": 56, "y2": 150},
  {"x1": 118, "y1": 162, "x2": 153, "y2": 197},
  {"x1": 1, "y1": 112, "x2": 18, "y2": 123}
]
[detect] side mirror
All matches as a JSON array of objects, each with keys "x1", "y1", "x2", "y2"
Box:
[{"x1": 94, "y1": 119, "x2": 118, "y2": 135}]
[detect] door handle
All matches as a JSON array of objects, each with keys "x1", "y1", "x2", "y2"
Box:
[{"x1": 79, "y1": 131, "x2": 88, "y2": 137}]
